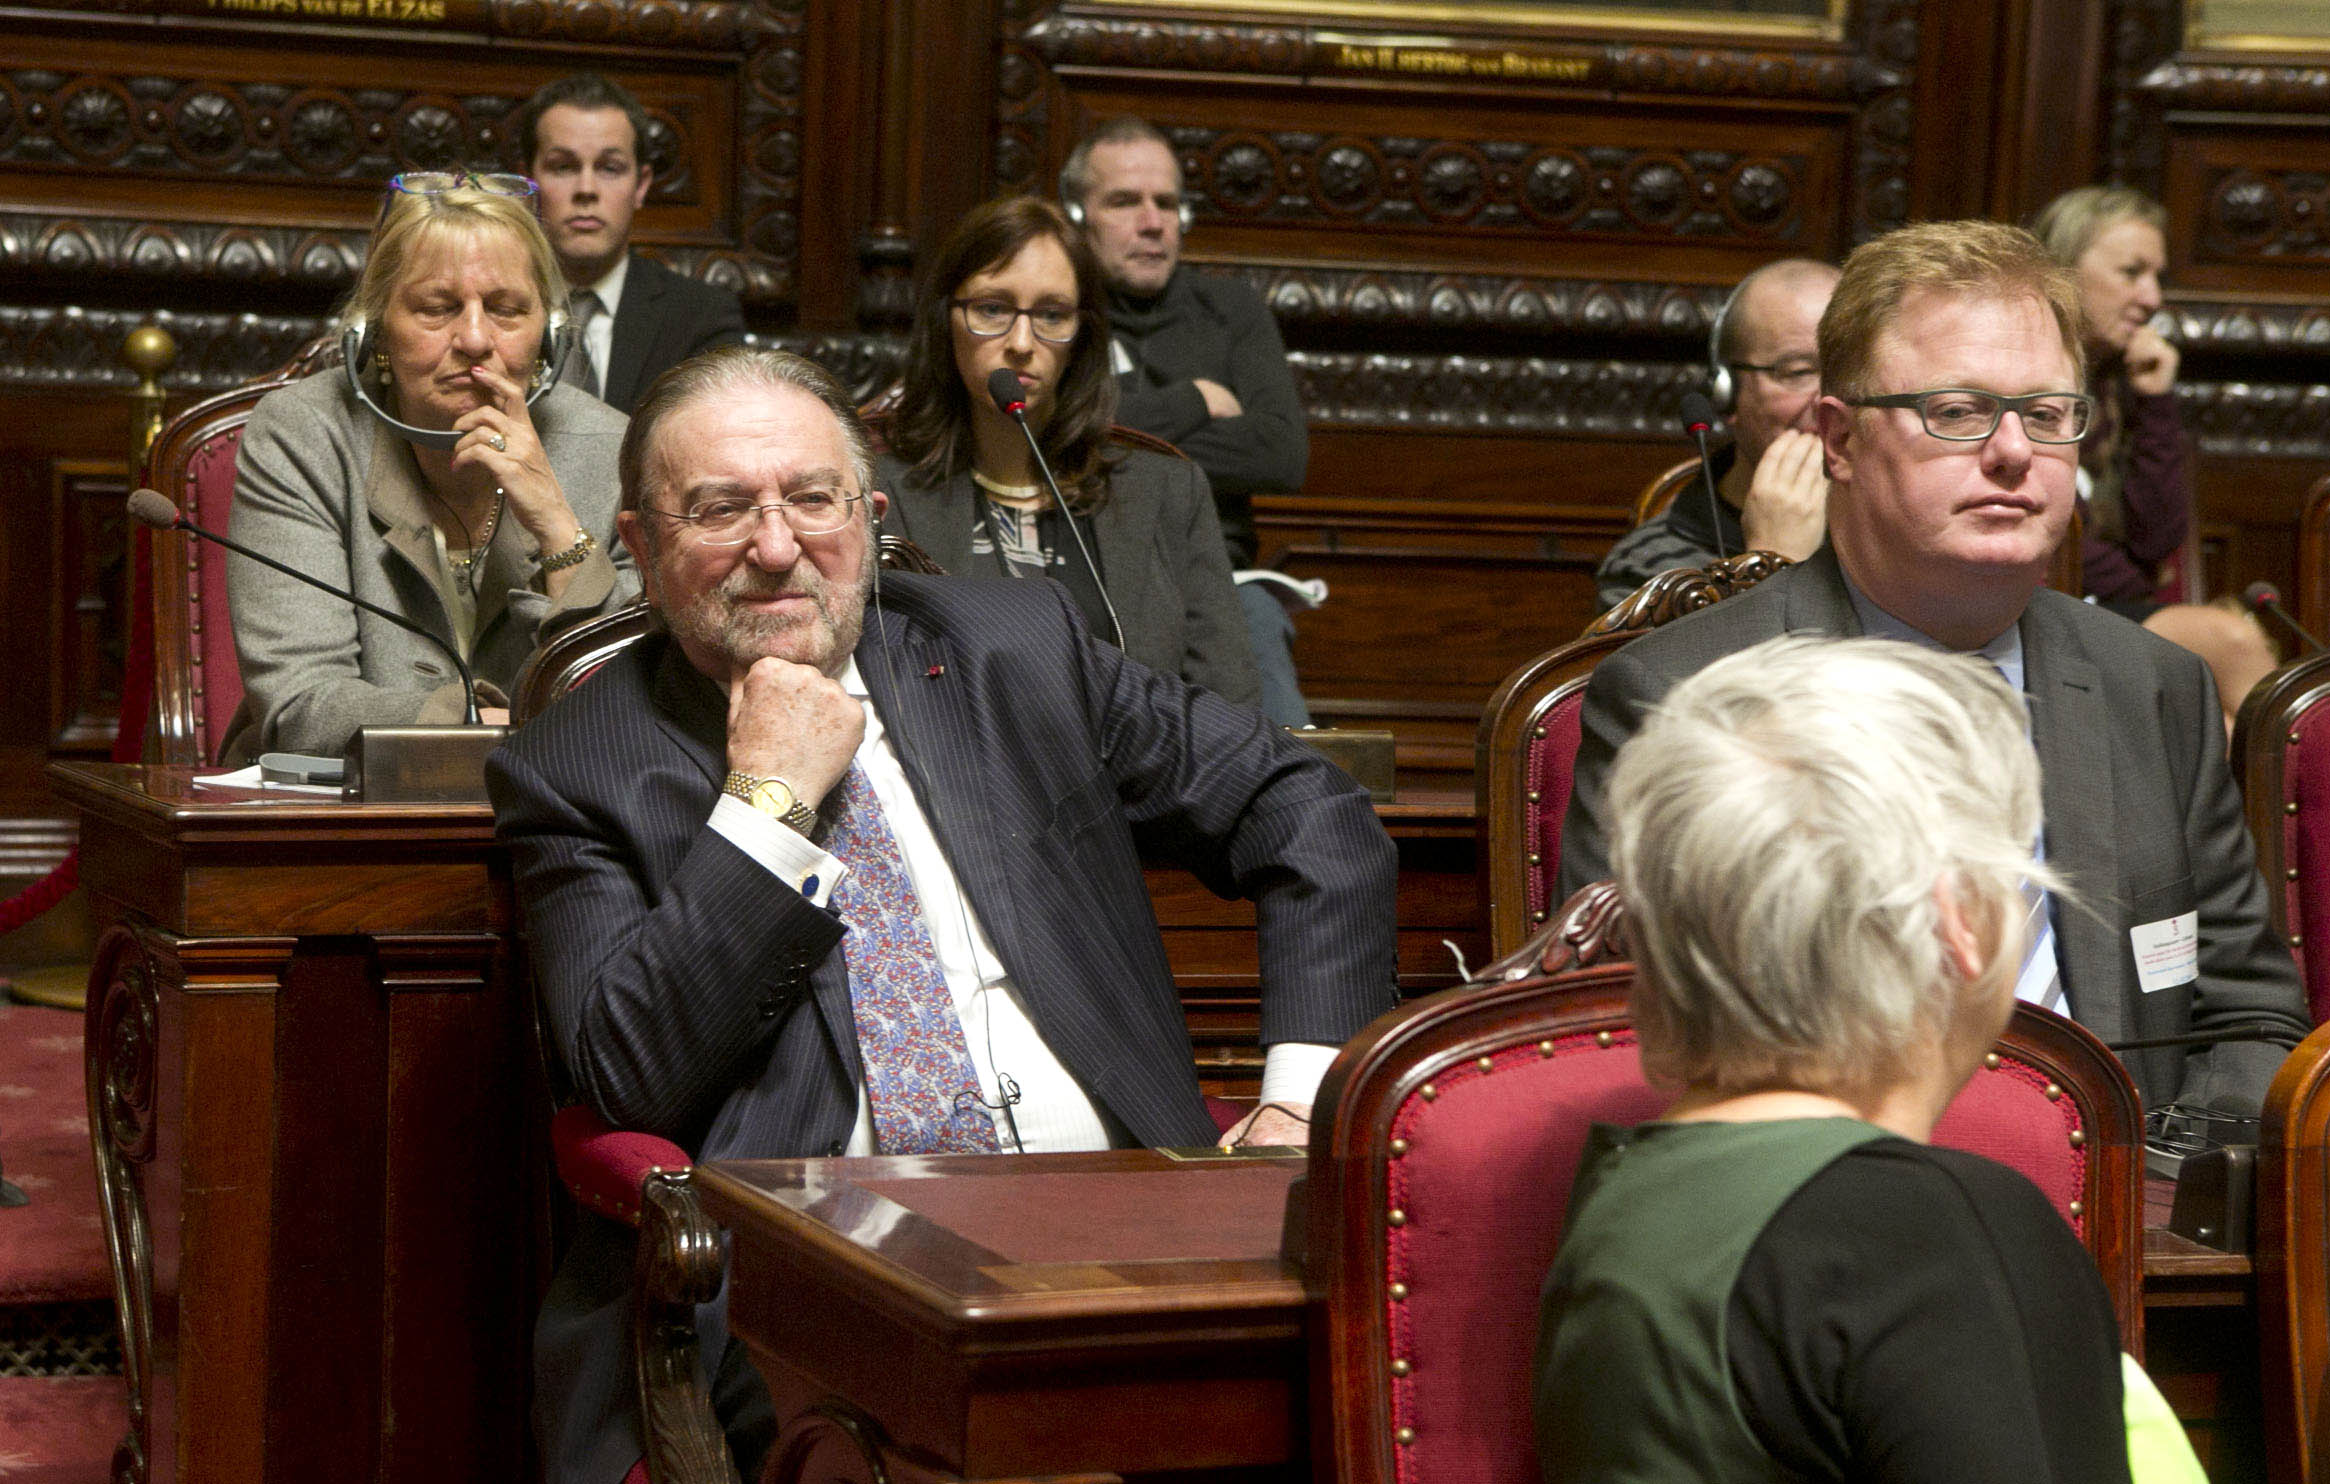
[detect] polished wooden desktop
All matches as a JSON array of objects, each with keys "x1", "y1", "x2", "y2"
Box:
[{"x1": 48, "y1": 761, "x2": 2262, "y2": 1482}]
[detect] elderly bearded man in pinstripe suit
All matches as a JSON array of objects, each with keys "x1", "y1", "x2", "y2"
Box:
[{"x1": 487, "y1": 345, "x2": 1397, "y2": 1484}]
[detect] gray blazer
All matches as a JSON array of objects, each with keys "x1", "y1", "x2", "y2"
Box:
[
  {"x1": 1557, "y1": 545, "x2": 2309, "y2": 1114},
  {"x1": 873, "y1": 445, "x2": 1263, "y2": 707},
  {"x1": 224, "y1": 371, "x2": 637, "y2": 761}
]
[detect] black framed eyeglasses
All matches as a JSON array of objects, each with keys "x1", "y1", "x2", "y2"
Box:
[
  {"x1": 1729, "y1": 359, "x2": 1820, "y2": 390},
  {"x1": 647, "y1": 491, "x2": 865, "y2": 544},
  {"x1": 952, "y1": 298, "x2": 1080, "y2": 344},
  {"x1": 1844, "y1": 388, "x2": 2094, "y2": 444}
]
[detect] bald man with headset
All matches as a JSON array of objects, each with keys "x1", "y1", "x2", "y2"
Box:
[{"x1": 1595, "y1": 258, "x2": 1839, "y2": 608}]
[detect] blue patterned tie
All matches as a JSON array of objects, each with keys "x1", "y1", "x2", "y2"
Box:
[{"x1": 823, "y1": 764, "x2": 998, "y2": 1154}]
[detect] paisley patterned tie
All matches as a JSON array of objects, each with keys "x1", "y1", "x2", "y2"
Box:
[{"x1": 823, "y1": 764, "x2": 998, "y2": 1154}]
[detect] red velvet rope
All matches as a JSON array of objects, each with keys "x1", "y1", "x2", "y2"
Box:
[{"x1": 0, "y1": 524, "x2": 156, "y2": 938}]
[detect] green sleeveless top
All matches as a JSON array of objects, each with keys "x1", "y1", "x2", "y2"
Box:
[{"x1": 1532, "y1": 1117, "x2": 1890, "y2": 1483}]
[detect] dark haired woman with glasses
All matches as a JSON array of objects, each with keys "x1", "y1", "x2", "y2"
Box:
[
  {"x1": 223, "y1": 172, "x2": 637, "y2": 760},
  {"x1": 875, "y1": 196, "x2": 1260, "y2": 705}
]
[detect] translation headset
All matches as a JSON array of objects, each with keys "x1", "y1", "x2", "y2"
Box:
[
  {"x1": 338, "y1": 309, "x2": 577, "y2": 450},
  {"x1": 1059, "y1": 162, "x2": 1195, "y2": 233},
  {"x1": 1704, "y1": 276, "x2": 1750, "y2": 417}
]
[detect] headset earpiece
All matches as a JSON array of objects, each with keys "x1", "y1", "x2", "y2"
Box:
[{"x1": 1706, "y1": 277, "x2": 1748, "y2": 417}]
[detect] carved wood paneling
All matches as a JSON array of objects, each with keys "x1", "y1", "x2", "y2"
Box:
[
  {"x1": 1293, "y1": 351, "x2": 1707, "y2": 439},
  {"x1": 1228, "y1": 262, "x2": 1720, "y2": 341},
  {"x1": 51, "y1": 460, "x2": 129, "y2": 755},
  {"x1": 0, "y1": 3, "x2": 799, "y2": 304}
]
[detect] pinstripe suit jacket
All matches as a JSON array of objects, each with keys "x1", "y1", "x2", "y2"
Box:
[
  {"x1": 488, "y1": 570, "x2": 1396, "y2": 1483},
  {"x1": 1556, "y1": 546, "x2": 2307, "y2": 1115}
]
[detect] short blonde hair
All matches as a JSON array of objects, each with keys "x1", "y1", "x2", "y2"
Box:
[
  {"x1": 1608, "y1": 636, "x2": 2055, "y2": 1099},
  {"x1": 2031, "y1": 184, "x2": 2168, "y2": 267},
  {"x1": 341, "y1": 185, "x2": 567, "y2": 344},
  {"x1": 1817, "y1": 219, "x2": 2085, "y2": 401}
]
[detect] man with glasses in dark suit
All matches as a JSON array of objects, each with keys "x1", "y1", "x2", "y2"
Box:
[
  {"x1": 489, "y1": 346, "x2": 1395, "y2": 1484},
  {"x1": 1559, "y1": 219, "x2": 2305, "y2": 1120}
]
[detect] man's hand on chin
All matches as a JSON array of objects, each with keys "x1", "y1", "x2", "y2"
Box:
[{"x1": 1219, "y1": 1101, "x2": 1312, "y2": 1150}]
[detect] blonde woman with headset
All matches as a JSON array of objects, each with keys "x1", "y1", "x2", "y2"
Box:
[{"x1": 223, "y1": 171, "x2": 637, "y2": 761}]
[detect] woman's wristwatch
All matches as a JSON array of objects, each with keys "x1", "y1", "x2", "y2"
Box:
[
  {"x1": 539, "y1": 528, "x2": 598, "y2": 573},
  {"x1": 723, "y1": 772, "x2": 819, "y2": 834}
]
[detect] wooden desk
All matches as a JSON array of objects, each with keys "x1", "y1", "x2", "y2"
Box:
[
  {"x1": 49, "y1": 762, "x2": 1481, "y2": 1484},
  {"x1": 51, "y1": 761, "x2": 529, "y2": 1484},
  {"x1": 694, "y1": 1149, "x2": 1310, "y2": 1483},
  {"x1": 702, "y1": 1153, "x2": 2269, "y2": 1484}
]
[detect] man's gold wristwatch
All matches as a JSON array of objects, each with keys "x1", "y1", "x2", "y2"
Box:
[{"x1": 723, "y1": 772, "x2": 819, "y2": 834}]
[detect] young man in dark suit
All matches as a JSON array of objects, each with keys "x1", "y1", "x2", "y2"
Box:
[
  {"x1": 516, "y1": 74, "x2": 747, "y2": 413},
  {"x1": 1559, "y1": 219, "x2": 2306, "y2": 1118},
  {"x1": 489, "y1": 347, "x2": 1396, "y2": 1484}
]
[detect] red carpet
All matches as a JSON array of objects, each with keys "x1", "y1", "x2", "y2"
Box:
[
  {"x1": 0, "y1": 1376, "x2": 123, "y2": 1481},
  {"x1": 0, "y1": 1004, "x2": 121, "y2": 1484},
  {"x1": 0, "y1": 1004, "x2": 105, "y2": 1306}
]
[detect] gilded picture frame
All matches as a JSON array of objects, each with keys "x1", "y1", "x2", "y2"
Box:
[
  {"x1": 1100, "y1": 0, "x2": 1846, "y2": 42},
  {"x1": 2186, "y1": 0, "x2": 2330, "y2": 53}
]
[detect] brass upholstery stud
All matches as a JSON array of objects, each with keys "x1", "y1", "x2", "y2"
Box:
[
  {"x1": 1476, "y1": 1056, "x2": 1495, "y2": 1073},
  {"x1": 2043, "y1": 1083, "x2": 2062, "y2": 1101},
  {"x1": 1388, "y1": 1209, "x2": 1407, "y2": 1227},
  {"x1": 1390, "y1": 1138, "x2": 1409, "y2": 1156},
  {"x1": 1396, "y1": 1427, "x2": 1416, "y2": 1446},
  {"x1": 2292, "y1": 933, "x2": 2304, "y2": 948},
  {"x1": 2293, "y1": 732, "x2": 2304, "y2": 745},
  {"x1": 1391, "y1": 1358, "x2": 1412, "y2": 1377},
  {"x1": 1595, "y1": 1030, "x2": 1613, "y2": 1048},
  {"x1": 1527, "y1": 789, "x2": 1541, "y2": 803},
  {"x1": 1419, "y1": 1082, "x2": 1438, "y2": 1101},
  {"x1": 1527, "y1": 852, "x2": 1541, "y2": 866},
  {"x1": 1538, "y1": 1040, "x2": 1555, "y2": 1057},
  {"x1": 2289, "y1": 801, "x2": 2301, "y2": 814},
  {"x1": 2067, "y1": 1199, "x2": 2084, "y2": 1217},
  {"x1": 1983, "y1": 1052, "x2": 2000, "y2": 1070},
  {"x1": 1532, "y1": 726, "x2": 1547, "y2": 740},
  {"x1": 2068, "y1": 1129, "x2": 2085, "y2": 1148},
  {"x1": 1531, "y1": 909, "x2": 1548, "y2": 923},
  {"x1": 2291, "y1": 868, "x2": 2302, "y2": 880},
  {"x1": 1389, "y1": 1282, "x2": 1409, "y2": 1300}
]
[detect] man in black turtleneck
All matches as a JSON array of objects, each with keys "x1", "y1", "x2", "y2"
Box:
[{"x1": 1063, "y1": 116, "x2": 1313, "y2": 725}]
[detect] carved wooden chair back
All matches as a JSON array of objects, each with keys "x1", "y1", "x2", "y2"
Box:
[
  {"x1": 1475, "y1": 552, "x2": 1791, "y2": 956},
  {"x1": 1304, "y1": 885, "x2": 2147, "y2": 1484},
  {"x1": 1630, "y1": 454, "x2": 1700, "y2": 528},
  {"x1": 2260, "y1": 1020, "x2": 2330, "y2": 1484},
  {"x1": 2234, "y1": 649, "x2": 2330, "y2": 1022},
  {"x1": 142, "y1": 336, "x2": 341, "y2": 765}
]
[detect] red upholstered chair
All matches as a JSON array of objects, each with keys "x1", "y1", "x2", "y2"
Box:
[
  {"x1": 1475, "y1": 552, "x2": 1792, "y2": 956},
  {"x1": 141, "y1": 337, "x2": 340, "y2": 765},
  {"x1": 2234, "y1": 650, "x2": 2330, "y2": 1023},
  {"x1": 2260, "y1": 1021, "x2": 2330, "y2": 1483},
  {"x1": 1304, "y1": 884, "x2": 2147, "y2": 1484}
]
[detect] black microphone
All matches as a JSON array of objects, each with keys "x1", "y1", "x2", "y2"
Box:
[
  {"x1": 983, "y1": 367, "x2": 1126, "y2": 649},
  {"x1": 127, "y1": 488, "x2": 482, "y2": 725},
  {"x1": 2243, "y1": 580, "x2": 2326, "y2": 655},
  {"x1": 1678, "y1": 389, "x2": 1728, "y2": 560}
]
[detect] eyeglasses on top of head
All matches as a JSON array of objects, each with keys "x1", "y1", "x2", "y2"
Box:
[
  {"x1": 387, "y1": 170, "x2": 539, "y2": 200},
  {"x1": 648, "y1": 491, "x2": 866, "y2": 545},
  {"x1": 952, "y1": 298, "x2": 1080, "y2": 344},
  {"x1": 1843, "y1": 388, "x2": 2094, "y2": 444}
]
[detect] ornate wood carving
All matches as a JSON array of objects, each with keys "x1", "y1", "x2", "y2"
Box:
[
  {"x1": 2192, "y1": 166, "x2": 2330, "y2": 268},
  {"x1": 2182, "y1": 379, "x2": 2330, "y2": 462},
  {"x1": 88, "y1": 925, "x2": 159, "y2": 1484},
  {"x1": 2163, "y1": 298, "x2": 2330, "y2": 358},
  {"x1": 634, "y1": 1170, "x2": 733, "y2": 1483},
  {"x1": 999, "y1": 2, "x2": 1913, "y2": 245},
  {"x1": 0, "y1": 0, "x2": 798, "y2": 304},
  {"x1": 1225, "y1": 263, "x2": 1721, "y2": 340},
  {"x1": 1289, "y1": 350, "x2": 1710, "y2": 439},
  {"x1": 2102, "y1": 0, "x2": 2180, "y2": 186},
  {"x1": 1474, "y1": 879, "x2": 1630, "y2": 986},
  {"x1": 1585, "y1": 549, "x2": 1796, "y2": 636},
  {"x1": 1111, "y1": 125, "x2": 1815, "y2": 242}
]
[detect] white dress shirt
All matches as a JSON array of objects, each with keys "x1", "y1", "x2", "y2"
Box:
[{"x1": 706, "y1": 658, "x2": 1334, "y2": 1151}]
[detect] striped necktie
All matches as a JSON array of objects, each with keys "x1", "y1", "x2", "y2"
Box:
[{"x1": 564, "y1": 290, "x2": 602, "y2": 399}]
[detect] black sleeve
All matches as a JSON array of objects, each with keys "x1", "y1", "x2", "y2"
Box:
[{"x1": 1728, "y1": 1141, "x2": 2130, "y2": 1484}]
